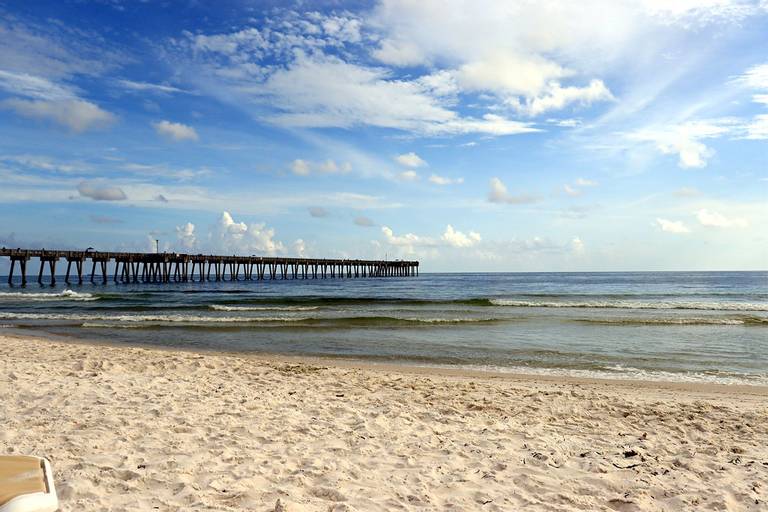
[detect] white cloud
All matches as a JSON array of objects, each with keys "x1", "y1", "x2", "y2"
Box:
[
  {"x1": 2, "y1": 98, "x2": 115, "y2": 132},
  {"x1": 656, "y1": 218, "x2": 691, "y2": 233},
  {"x1": 175, "y1": 222, "x2": 197, "y2": 250},
  {"x1": 674, "y1": 186, "x2": 701, "y2": 197},
  {"x1": 380, "y1": 224, "x2": 483, "y2": 254},
  {"x1": 441, "y1": 225, "x2": 481, "y2": 248},
  {"x1": 290, "y1": 158, "x2": 352, "y2": 176},
  {"x1": 259, "y1": 55, "x2": 537, "y2": 135},
  {"x1": 639, "y1": 0, "x2": 760, "y2": 21},
  {"x1": 211, "y1": 211, "x2": 285, "y2": 255},
  {"x1": 744, "y1": 114, "x2": 768, "y2": 139},
  {"x1": 395, "y1": 152, "x2": 427, "y2": 168},
  {"x1": 563, "y1": 184, "x2": 582, "y2": 197},
  {"x1": 153, "y1": 120, "x2": 199, "y2": 141},
  {"x1": 733, "y1": 62, "x2": 768, "y2": 90},
  {"x1": 571, "y1": 237, "x2": 586, "y2": 255},
  {"x1": 117, "y1": 80, "x2": 187, "y2": 94},
  {"x1": 398, "y1": 170, "x2": 420, "y2": 182},
  {"x1": 372, "y1": 38, "x2": 426, "y2": 66},
  {"x1": 77, "y1": 181, "x2": 127, "y2": 201},
  {"x1": 0, "y1": 70, "x2": 77, "y2": 101},
  {"x1": 120, "y1": 162, "x2": 211, "y2": 181},
  {"x1": 488, "y1": 177, "x2": 536, "y2": 204},
  {"x1": 319, "y1": 160, "x2": 339, "y2": 173},
  {"x1": 628, "y1": 121, "x2": 731, "y2": 168},
  {"x1": 0, "y1": 154, "x2": 86, "y2": 174},
  {"x1": 428, "y1": 174, "x2": 464, "y2": 185},
  {"x1": 367, "y1": 1, "x2": 636, "y2": 118},
  {"x1": 696, "y1": 209, "x2": 748, "y2": 228},
  {"x1": 291, "y1": 159, "x2": 311, "y2": 176},
  {"x1": 456, "y1": 53, "x2": 570, "y2": 98},
  {"x1": 563, "y1": 177, "x2": 598, "y2": 197},
  {"x1": 293, "y1": 238, "x2": 307, "y2": 257},
  {"x1": 169, "y1": 212, "x2": 289, "y2": 254},
  {"x1": 381, "y1": 226, "x2": 434, "y2": 254},
  {"x1": 0, "y1": 17, "x2": 121, "y2": 80},
  {"x1": 550, "y1": 118, "x2": 582, "y2": 127},
  {"x1": 575, "y1": 177, "x2": 598, "y2": 187},
  {"x1": 517, "y1": 79, "x2": 614, "y2": 117},
  {"x1": 732, "y1": 63, "x2": 768, "y2": 139},
  {"x1": 177, "y1": 27, "x2": 538, "y2": 136}
]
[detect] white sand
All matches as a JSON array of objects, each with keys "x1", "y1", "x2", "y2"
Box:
[{"x1": 2, "y1": 334, "x2": 767, "y2": 511}]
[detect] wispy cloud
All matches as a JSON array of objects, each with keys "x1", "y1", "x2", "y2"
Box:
[
  {"x1": 627, "y1": 120, "x2": 732, "y2": 168},
  {"x1": 428, "y1": 174, "x2": 464, "y2": 185},
  {"x1": 117, "y1": 79, "x2": 188, "y2": 94},
  {"x1": 696, "y1": 209, "x2": 748, "y2": 228},
  {"x1": 290, "y1": 158, "x2": 352, "y2": 176},
  {"x1": 488, "y1": 177, "x2": 537, "y2": 204},
  {"x1": 2, "y1": 98, "x2": 115, "y2": 132}
]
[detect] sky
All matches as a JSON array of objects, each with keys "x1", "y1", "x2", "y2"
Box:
[{"x1": 0, "y1": 0, "x2": 766, "y2": 272}]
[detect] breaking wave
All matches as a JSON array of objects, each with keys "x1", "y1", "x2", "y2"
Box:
[
  {"x1": 576, "y1": 316, "x2": 768, "y2": 326},
  {"x1": 209, "y1": 304, "x2": 320, "y2": 312},
  {"x1": 489, "y1": 298, "x2": 768, "y2": 311},
  {"x1": 0, "y1": 290, "x2": 98, "y2": 301}
]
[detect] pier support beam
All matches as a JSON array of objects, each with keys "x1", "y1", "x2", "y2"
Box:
[{"x1": 8, "y1": 255, "x2": 29, "y2": 286}]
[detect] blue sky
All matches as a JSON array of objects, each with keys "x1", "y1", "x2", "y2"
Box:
[{"x1": 0, "y1": 0, "x2": 766, "y2": 271}]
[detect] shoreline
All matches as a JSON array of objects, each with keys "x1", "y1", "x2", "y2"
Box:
[
  {"x1": 7, "y1": 329, "x2": 768, "y2": 396},
  {"x1": 3, "y1": 332, "x2": 767, "y2": 511}
]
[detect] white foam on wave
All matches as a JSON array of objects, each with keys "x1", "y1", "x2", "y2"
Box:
[
  {"x1": 449, "y1": 363, "x2": 768, "y2": 386},
  {"x1": 402, "y1": 317, "x2": 500, "y2": 324},
  {"x1": 0, "y1": 289, "x2": 98, "y2": 301},
  {"x1": 489, "y1": 298, "x2": 768, "y2": 311},
  {"x1": 582, "y1": 316, "x2": 766, "y2": 326},
  {"x1": 0, "y1": 312, "x2": 308, "y2": 323},
  {"x1": 209, "y1": 304, "x2": 319, "y2": 312},
  {"x1": 0, "y1": 311, "x2": 503, "y2": 326}
]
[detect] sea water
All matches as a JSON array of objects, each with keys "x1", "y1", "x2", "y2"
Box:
[{"x1": 1, "y1": 272, "x2": 766, "y2": 385}]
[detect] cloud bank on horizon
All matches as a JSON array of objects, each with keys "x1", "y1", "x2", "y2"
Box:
[{"x1": 0, "y1": 0, "x2": 766, "y2": 271}]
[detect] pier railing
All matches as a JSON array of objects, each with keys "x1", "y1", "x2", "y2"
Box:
[{"x1": 0, "y1": 248, "x2": 419, "y2": 286}]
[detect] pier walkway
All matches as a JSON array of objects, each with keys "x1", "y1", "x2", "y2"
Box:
[{"x1": 0, "y1": 248, "x2": 418, "y2": 286}]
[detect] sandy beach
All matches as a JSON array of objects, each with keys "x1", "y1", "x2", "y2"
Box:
[{"x1": 2, "y1": 333, "x2": 767, "y2": 511}]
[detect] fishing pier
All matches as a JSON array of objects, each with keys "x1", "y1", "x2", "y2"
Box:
[{"x1": 0, "y1": 248, "x2": 419, "y2": 286}]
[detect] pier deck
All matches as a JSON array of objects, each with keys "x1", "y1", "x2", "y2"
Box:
[{"x1": 0, "y1": 248, "x2": 418, "y2": 286}]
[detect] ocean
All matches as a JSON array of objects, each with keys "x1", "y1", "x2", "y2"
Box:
[{"x1": 1, "y1": 271, "x2": 766, "y2": 385}]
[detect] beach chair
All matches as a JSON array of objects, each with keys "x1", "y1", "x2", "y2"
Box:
[{"x1": 0, "y1": 456, "x2": 58, "y2": 512}]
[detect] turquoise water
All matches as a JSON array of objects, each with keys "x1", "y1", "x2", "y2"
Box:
[{"x1": 1, "y1": 272, "x2": 767, "y2": 385}]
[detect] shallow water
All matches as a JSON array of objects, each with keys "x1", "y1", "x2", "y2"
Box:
[{"x1": 1, "y1": 271, "x2": 767, "y2": 385}]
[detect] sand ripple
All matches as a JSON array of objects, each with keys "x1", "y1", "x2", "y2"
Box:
[{"x1": 1, "y1": 334, "x2": 767, "y2": 511}]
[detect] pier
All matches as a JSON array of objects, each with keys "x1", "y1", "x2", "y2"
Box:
[{"x1": 0, "y1": 248, "x2": 419, "y2": 286}]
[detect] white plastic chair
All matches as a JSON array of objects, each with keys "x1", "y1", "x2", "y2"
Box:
[{"x1": 0, "y1": 456, "x2": 58, "y2": 512}]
